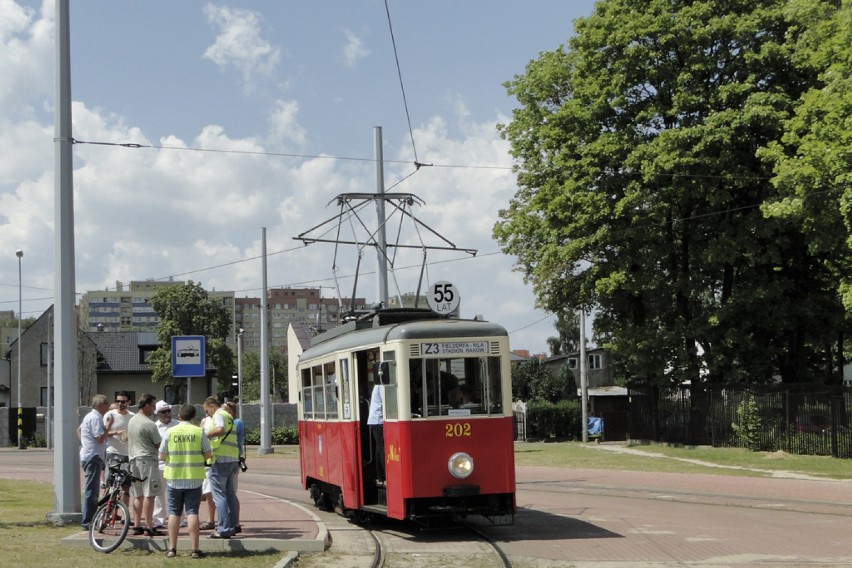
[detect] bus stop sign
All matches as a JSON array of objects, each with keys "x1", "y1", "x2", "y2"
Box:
[{"x1": 171, "y1": 335, "x2": 206, "y2": 377}]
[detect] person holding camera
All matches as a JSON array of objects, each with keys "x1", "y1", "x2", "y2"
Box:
[
  {"x1": 203, "y1": 396, "x2": 239, "y2": 539},
  {"x1": 223, "y1": 401, "x2": 246, "y2": 533}
]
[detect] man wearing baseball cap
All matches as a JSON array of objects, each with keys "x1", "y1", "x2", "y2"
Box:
[{"x1": 153, "y1": 400, "x2": 177, "y2": 529}]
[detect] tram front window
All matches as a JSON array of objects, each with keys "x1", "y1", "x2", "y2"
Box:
[{"x1": 410, "y1": 356, "x2": 503, "y2": 417}]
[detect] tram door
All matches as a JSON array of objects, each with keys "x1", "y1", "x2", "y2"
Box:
[{"x1": 355, "y1": 348, "x2": 381, "y2": 503}]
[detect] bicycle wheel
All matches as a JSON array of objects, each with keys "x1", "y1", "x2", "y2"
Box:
[{"x1": 88, "y1": 498, "x2": 130, "y2": 553}]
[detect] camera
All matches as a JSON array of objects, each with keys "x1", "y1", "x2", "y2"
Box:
[{"x1": 239, "y1": 457, "x2": 247, "y2": 472}]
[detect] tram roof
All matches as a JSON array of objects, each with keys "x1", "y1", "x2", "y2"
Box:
[{"x1": 300, "y1": 310, "x2": 508, "y2": 362}]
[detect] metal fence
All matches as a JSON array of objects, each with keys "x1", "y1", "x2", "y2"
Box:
[{"x1": 628, "y1": 383, "x2": 852, "y2": 458}]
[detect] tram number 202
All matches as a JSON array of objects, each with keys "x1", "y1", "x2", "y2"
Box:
[{"x1": 445, "y1": 422, "x2": 471, "y2": 438}]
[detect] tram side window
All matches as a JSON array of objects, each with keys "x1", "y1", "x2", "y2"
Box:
[
  {"x1": 484, "y1": 356, "x2": 503, "y2": 414},
  {"x1": 311, "y1": 364, "x2": 325, "y2": 419},
  {"x1": 301, "y1": 368, "x2": 313, "y2": 418},
  {"x1": 324, "y1": 362, "x2": 338, "y2": 419}
]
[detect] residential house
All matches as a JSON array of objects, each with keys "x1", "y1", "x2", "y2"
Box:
[{"x1": 541, "y1": 347, "x2": 630, "y2": 440}]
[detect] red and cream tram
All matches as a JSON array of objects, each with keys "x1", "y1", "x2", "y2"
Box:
[{"x1": 293, "y1": 308, "x2": 516, "y2": 524}]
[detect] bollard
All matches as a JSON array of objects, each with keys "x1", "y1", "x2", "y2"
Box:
[{"x1": 17, "y1": 407, "x2": 27, "y2": 450}]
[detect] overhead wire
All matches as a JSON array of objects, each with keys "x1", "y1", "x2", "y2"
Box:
[{"x1": 383, "y1": 0, "x2": 420, "y2": 166}]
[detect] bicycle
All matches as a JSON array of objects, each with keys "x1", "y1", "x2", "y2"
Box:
[{"x1": 88, "y1": 463, "x2": 145, "y2": 553}]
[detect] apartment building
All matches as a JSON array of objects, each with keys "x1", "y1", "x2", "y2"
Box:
[
  {"x1": 79, "y1": 280, "x2": 235, "y2": 334},
  {"x1": 79, "y1": 281, "x2": 367, "y2": 355},
  {"x1": 236, "y1": 288, "x2": 367, "y2": 352}
]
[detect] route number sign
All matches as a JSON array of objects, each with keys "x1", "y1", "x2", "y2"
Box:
[{"x1": 426, "y1": 281, "x2": 460, "y2": 314}]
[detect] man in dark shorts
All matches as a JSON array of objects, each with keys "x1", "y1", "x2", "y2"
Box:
[{"x1": 159, "y1": 403, "x2": 212, "y2": 558}]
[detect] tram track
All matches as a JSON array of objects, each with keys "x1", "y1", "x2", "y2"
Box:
[{"x1": 517, "y1": 478, "x2": 852, "y2": 517}]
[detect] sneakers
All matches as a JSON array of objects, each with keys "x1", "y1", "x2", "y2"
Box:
[
  {"x1": 199, "y1": 521, "x2": 215, "y2": 530},
  {"x1": 208, "y1": 532, "x2": 231, "y2": 539}
]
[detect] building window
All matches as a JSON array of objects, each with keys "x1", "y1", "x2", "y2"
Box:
[
  {"x1": 139, "y1": 347, "x2": 156, "y2": 364},
  {"x1": 40, "y1": 342, "x2": 53, "y2": 367},
  {"x1": 40, "y1": 387, "x2": 54, "y2": 406},
  {"x1": 567, "y1": 358, "x2": 577, "y2": 369},
  {"x1": 588, "y1": 354, "x2": 602, "y2": 370}
]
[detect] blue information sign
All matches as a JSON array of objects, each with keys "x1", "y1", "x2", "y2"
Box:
[{"x1": 171, "y1": 335, "x2": 206, "y2": 377}]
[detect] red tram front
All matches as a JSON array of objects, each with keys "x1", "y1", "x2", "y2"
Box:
[{"x1": 293, "y1": 309, "x2": 516, "y2": 524}]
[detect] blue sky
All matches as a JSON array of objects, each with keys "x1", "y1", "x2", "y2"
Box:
[{"x1": 0, "y1": 0, "x2": 598, "y2": 354}]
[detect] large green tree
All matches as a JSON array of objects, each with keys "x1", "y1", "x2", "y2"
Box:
[
  {"x1": 761, "y1": 0, "x2": 852, "y2": 380},
  {"x1": 148, "y1": 281, "x2": 234, "y2": 393},
  {"x1": 495, "y1": 0, "x2": 848, "y2": 387}
]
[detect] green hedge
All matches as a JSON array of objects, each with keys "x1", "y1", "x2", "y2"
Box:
[
  {"x1": 526, "y1": 399, "x2": 582, "y2": 440},
  {"x1": 245, "y1": 425, "x2": 299, "y2": 445}
]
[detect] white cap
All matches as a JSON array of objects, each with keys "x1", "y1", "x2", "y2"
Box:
[{"x1": 154, "y1": 400, "x2": 172, "y2": 413}]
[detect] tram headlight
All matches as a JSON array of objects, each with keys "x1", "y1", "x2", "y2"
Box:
[{"x1": 447, "y1": 452, "x2": 474, "y2": 479}]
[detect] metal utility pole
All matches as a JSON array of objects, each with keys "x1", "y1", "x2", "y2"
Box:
[
  {"x1": 48, "y1": 0, "x2": 82, "y2": 525},
  {"x1": 374, "y1": 126, "x2": 389, "y2": 306},
  {"x1": 257, "y1": 227, "x2": 273, "y2": 455},
  {"x1": 580, "y1": 308, "x2": 589, "y2": 443},
  {"x1": 16, "y1": 249, "x2": 24, "y2": 450},
  {"x1": 237, "y1": 328, "x2": 244, "y2": 420}
]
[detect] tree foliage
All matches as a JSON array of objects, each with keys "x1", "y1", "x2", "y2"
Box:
[
  {"x1": 148, "y1": 281, "x2": 234, "y2": 391},
  {"x1": 512, "y1": 358, "x2": 563, "y2": 403},
  {"x1": 546, "y1": 310, "x2": 581, "y2": 356},
  {"x1": 495, "y1": 0, "x2": 850, "y2": 387},
  {"x1": 239, "y1": 349, "x2": 288, "y2": 402}
]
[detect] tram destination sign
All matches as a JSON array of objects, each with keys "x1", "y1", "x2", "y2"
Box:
[{"x1": 421, "y1": 341, "x2": 489, "y2": 356}]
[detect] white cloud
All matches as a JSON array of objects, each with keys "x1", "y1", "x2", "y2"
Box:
[
  {"x1": 202, "y1": 3, "x2": 281, "y2": 93},
  {"x1": 267, "y1": 99, "x2": 307, "y2": 149},
  {"x1": 342, "y1": 29, "x2": 369, "y2": 67},
  {"x1": 0, "y1": 0, "x2": 53, "y2": 119}
]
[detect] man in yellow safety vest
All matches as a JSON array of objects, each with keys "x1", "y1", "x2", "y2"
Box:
[
  {"x1": 159, "y1": 404, "x2": 212, "y2": 559},
  {"x1": 203, "y1": 396, "x2": 240, "y2": 539}
]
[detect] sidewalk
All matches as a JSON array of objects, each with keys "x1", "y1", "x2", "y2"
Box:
[
  {"x1": 60, "y1": 488, "x2": 329, "y2": 555},
  {"x1": 0, "y1": 449, "x2": 328, "y2": 559}
]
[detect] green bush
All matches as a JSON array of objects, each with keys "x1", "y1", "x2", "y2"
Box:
[
  {"x1": 527, "y1": 399, "x2": 582, "y2": 440},
  {"x1": 731, "y1": 395, "x2": 761, "y2": 451},
  {"x1": 244, "y1": 425, "x2": 299, "y2": 445}
]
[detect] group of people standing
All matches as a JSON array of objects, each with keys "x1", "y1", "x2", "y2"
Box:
[{"x1": 78, "y1": 392, "x2": 245, "y2": 559}]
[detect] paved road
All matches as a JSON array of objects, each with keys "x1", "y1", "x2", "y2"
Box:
[{"x1": 3, "y1": 447, "x2": 851, "y2": 567}]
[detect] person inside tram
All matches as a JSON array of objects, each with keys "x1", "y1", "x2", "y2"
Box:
[
  {"x1": 457, "y1": 385, "x2": 478, "y2": 408},
  {"x1": 367, "y1": 375, "x2": 385, "y2": 486}
]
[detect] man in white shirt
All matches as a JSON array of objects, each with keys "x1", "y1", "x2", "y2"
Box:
[
  {"x1": 78, "y1": 394, "x2": 114, "y2": 531},
  {"x1": 153, "y1": 400, "x2": 178, "y2": 528},
  {"x1": 104, "y1": 391, "x2": 134, "y2": 467}
]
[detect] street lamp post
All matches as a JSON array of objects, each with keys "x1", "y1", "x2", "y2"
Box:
[
  {"x1": 16, "y1": 249, "x2": 24, "y2": 450},
  {"x1": 237, "y1": 328, "x2": 244, "y2": 419}
]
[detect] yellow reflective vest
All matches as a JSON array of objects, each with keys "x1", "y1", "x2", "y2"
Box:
[
  {"x1": 163, "y1": 422, "x2": 206, "y2": 482},
  {"x1": 207, "y1": 408, "x2": 239, "y2": 459}
]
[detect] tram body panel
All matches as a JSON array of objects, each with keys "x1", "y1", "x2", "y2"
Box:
[
  {"x1": 384, "y1": 417, "x2": 515, "y2": 519},
  {"x1": 300, "y1": 420, "x2": 364, "y2": 508}
]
